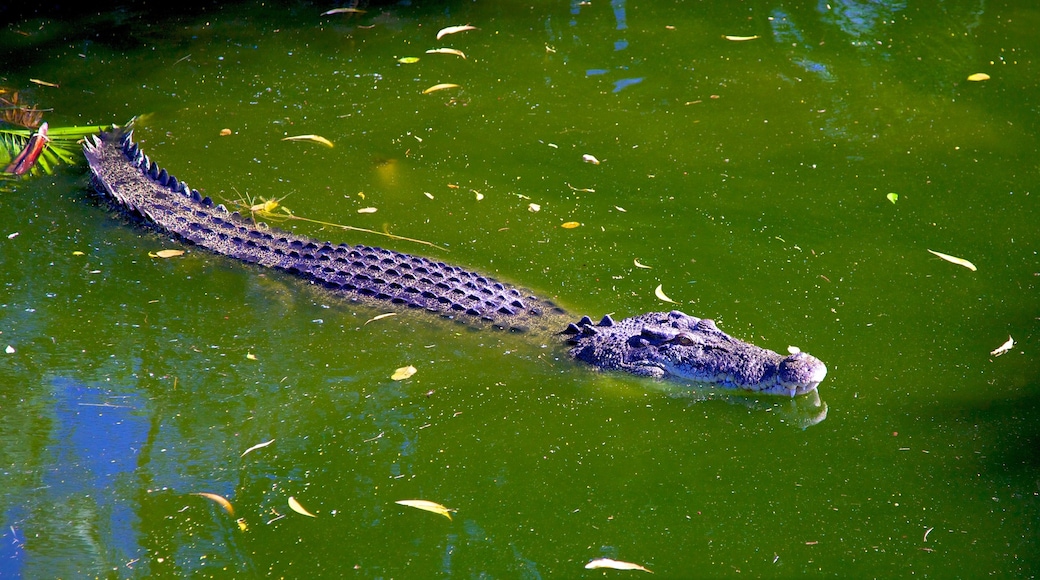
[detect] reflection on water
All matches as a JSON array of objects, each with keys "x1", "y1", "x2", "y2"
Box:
[{"x1": 2, "y1": 379, "x2": 148, "y2": 577}]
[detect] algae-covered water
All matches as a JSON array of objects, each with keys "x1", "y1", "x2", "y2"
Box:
[{"x1": 1, "y1": 1, "x2": 1038, "y2": 577}]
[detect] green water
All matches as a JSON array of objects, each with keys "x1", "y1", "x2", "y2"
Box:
[{"x1": 2, "y1": 1, "x2": 1038, "y2": 577}]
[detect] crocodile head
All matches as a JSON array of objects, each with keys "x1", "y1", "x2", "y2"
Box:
[{"x1": 564, "y1": 310, "x2": 827, "y2": 396}]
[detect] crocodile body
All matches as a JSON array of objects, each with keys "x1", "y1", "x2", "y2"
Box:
[{"x1": 83, "y1": 126, "x2": 827, "y2": 396}]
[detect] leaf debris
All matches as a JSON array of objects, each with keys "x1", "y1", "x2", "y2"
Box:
[
  {"x1": 240, "y1": 439, "x2": 275, "y2": 458},
  {"x1": 395, "y1": 499, "x2": 454, "y2": 520},
  {"x1": 724, "y1": 35, "x2": 760, "y2": 41},
  {"x1": 654, "y1": 284, "x2": 678, "y2": 304},
  {"x1": 391, "y1": 365, "x2": 417, "y2": 381},
  {"x1": 288, "y1": 496, "x2": 317, "y2": 518},
  {"x1": 584, "y1": 558, "x2": 653, "y2": 573},
  {"x1": 927, "y1": 249, "x2": 976, "y2": 271},
  {"x1": 436, "y1": 25, "x2": 478, "y2": 40},
  {"x1": 426, "y1": 48, "x2": 467, "y2": 59},
  {"x1": 967, "y1": 72, "x2": 990, "y2": 82},
  {"x1": 282, "y1": 134, "x2": 334, "y2": 147},
  {"x1": 423, "y1": 83, "x2": 461, "y2": 94},
  {"x1": 990, "y1": 336, "x2": 1014, "y2": 357},
  {"x1": 193, "y1": 492, "x2": 235, "y2": 515},
  {"x1": 150, "y1": 249, "x2": 185, "y2": 258}
]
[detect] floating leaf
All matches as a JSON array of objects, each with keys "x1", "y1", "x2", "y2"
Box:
[
  {"x1": 72, "y1": 251, "x2": 85, "y2": 256},
  {"x1": 584, "y1": 558, "x2": 653, "y2": 573},
  {"x1": 582, "y1": 153, "x2": 600, "y2": 165},
  {"x1": 886, "y1": 192, "x2": 898, "y2": 204},
  {"x1": 281, "y1": 134, "x2": 334, "y2": 148},
  {"x1": 151, "y1": 249, "x2": 185, "y2": 258},
  {"x1": 633, "y1": 258, "x2": 652, "y2": 269},
  {"x1": 322, "y1": 7, "x2": 366, "y2": 15},
  {"x1": 5, "y1": 345, "x2": 14, "y2": 354},
  {"x1": 967, "y1": 72, "x2": 990, "y2": 82},
  {"x1": 927, "y1": 249, "x2": 977, "y2": 271},
  {"x1": 990, "y1": 336, "x2": 1014, "y2": 357},
  {"x1": 365, "y1": 312, "x2": 398, "y2": 325},
  {"x1": 391, "y1": 365, "x2": 417, "y2": 381},
  {"x1": 423, "y1": 83, "x2": 461, "y2": 94},
  {"x1": 220, "y1": 128, "x2": 232, "y2": 136},
  {"x1": 654, "y1": 284, "x2": 678, "y2": 304},
  {"x1": 561, "y1": 221, "x2": 581, "y2": 229},
  {"x1": 724, "y1": 34, "x2": 760, "y2": 41},
  {"x1": 240, "y1": 439, "x2": 275, "y2": 457},
  {"x1": 436, "y1": 25, "x2": 478, "y2": 40},
  {"x1": 528, "y1": 203, "x2": 541, "y2": 212},
  {"x1": 396, "y1": 499, "x2": 454, "y2": 520},
  {"x1": 426, "y1": 48, "x2": 467, "y2": 59},
  {"x1": 29, "y1": 78, "x2": 59, "y2": 88},
  {"x1": 246, "y1": 352, "x2": 258, "y2": 361},
  {"x1": 288, "y1": 496, "x2": 317, "y2": 518},
  {"x1": 193, "y1": 492, "x2": 234, "y2": 515},
  {"x1": 398, "y1": 56, "x2": 420, "y2": 64},
  {"x1": 236, "y1": 518, "x2": 248, "y2": 531},
  {"x1": 357, "y1": 207, "x2": 378, "y2": 214}
]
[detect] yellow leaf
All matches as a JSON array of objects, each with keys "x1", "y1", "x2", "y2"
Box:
[
  {"x1": 967, "y1": 72, "x2": 990, "y2": 82},
  {"x1": 724, "y1": 34, "x2": 760, "y2": 41},
  {"x1": 220, "y1": 128, "x2": 232, "y2": 136},
  {"x1": 395, "y1": 499, "x2": 454, "y2": 520},
  {"x1": 436, "y1": 25, "x2": 478, "y2": 40},
  {"x1": 246, "y1": 352, "x2": 258, "y2": 361},
  {"x1": 633, "y1": 258, "x2": 652, "y2": 269},
  {"x1": 151, "y1": 249, "x2": 185, "y2": 258},
  {"x1": 281, "y1": 134, "x2": 334, "y2": 147},
  {"x1": 322, "y1": 7, "x2": 366, "y2": 15},
  {"x1": 426, "y1": 48, "x2": 467, "y2": 59},
  {"x1": 288, "y1": 496, "x2": 317, "y2": 518},
  {"x1": 357, "y1": 207, "x2": 378, "y2": 214},
  {"x1": 423, "y1": 83, "x2": 461, "y2": 94},
  {"x1": 391, "y1": 365, "x2": 417, "y2": 381},
  {"x1": 561, "y1": 221, "x2": 581, "y2": 229},
  {"x1": 654, "y1": 284, "x2": 678, "y2": 304},
  {"x1": 398, "y1": 56, "x2": 420, "y2": 64},
  {"x1": 72, "y1": 251, "x2": 85, "y2": 256},
  {"x1": 240, "y1": 439, "x2": 274, "y2": 457},
  {"x1": 927, "y1": 249, "x2": 977, "y2": 271},
  {"x1": 193, "y1": 492, "x2": 234, "y2": 515},
  {"x1": 990, "y1": 336, "x2": 1014, "y2": 357},
  {"x1": 364, "y1": 312, "x2": 398, "y2": 325},
  {"x1": 236, "y1": 518, "x2": 248, "y2": 531},
  {"x1": 584, "y1": 558, "x2": 653, "y2": 573}
]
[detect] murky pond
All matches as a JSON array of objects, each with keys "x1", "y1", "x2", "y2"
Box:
[{"x1": 1, "y1": 1, "x2": 1038, "y2": 577}]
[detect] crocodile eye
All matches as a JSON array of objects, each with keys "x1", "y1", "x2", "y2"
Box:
[{"x1": 672, "y1": 334, "x2": 697, "y2": 346}]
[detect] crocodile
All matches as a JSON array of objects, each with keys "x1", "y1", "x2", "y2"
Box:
[{"x1": 82, "y1": 125, "x2": 827, "y2": 397}]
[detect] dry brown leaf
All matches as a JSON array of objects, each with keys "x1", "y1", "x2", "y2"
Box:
[
  {"x1": 423, "y1": 83, "x2": 461, "y2": 94},
  {"x1": 193, "y1": 492, "x2": 235, "y2": 515},
  {"x1": 436, "y1": 25, "x2": 478, "y2": 40},
  {"x1": 426, "y1": 48, "x2": 467, "y2": 59},
  {"x1": 281, "y1": 134, "x2": 334, "y2": 147},
  {"x1": 391, "y1": 365, "x2": 417, "y2": 381},
  {"x1": 288, "y1": 496, "x2": 317, "y2": 518},
  {"x1": 396, "y1": 499, "x2": 454, "y2": 520},
  {"x1": 927, "y1": 249, "x2": 977, "y2": 271},
  {"x1": 584, "y1": 558, "x2": 653, "y2": 573}
]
